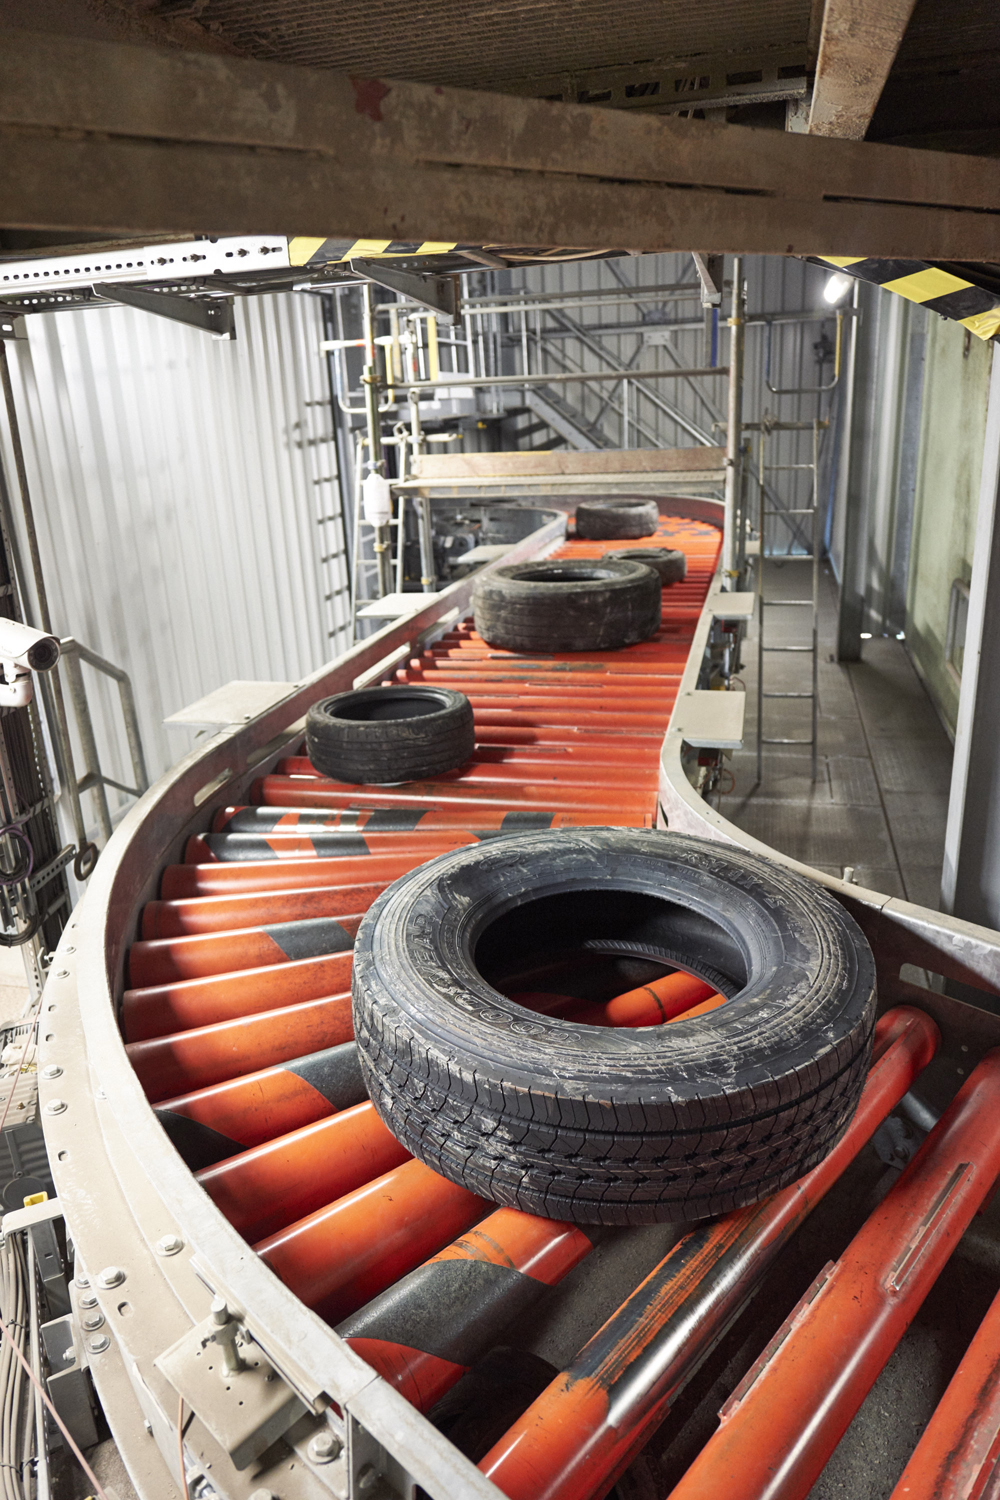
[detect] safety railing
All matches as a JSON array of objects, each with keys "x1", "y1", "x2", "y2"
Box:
[{"x1": 38, "y1": 638, "x2": 149, "y2": 880}]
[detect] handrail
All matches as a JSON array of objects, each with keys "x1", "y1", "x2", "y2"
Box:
[{"x1": 58, "y1": 636, "x2": 148, "y2": 845}]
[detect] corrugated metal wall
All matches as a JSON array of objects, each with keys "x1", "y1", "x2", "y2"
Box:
[
  {"x1": 0, "y1": 293, "x2": 350, "y2": 825},
  {"x1": 497, "y1": 252, "x2": 839, "y2": 551}
]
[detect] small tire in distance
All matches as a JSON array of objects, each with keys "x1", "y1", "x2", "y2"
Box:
[
  {"x1": 353, "y1": 829, "x2": 877, "y2": 1226},
  {"x1": 305, "y1": 685, "x2": 474, "y2": 785},
  {"x1": 574, "y1": 499, "x2": 660, "y2": 540},
  {"x1": 605, "y1": 547, "x2": 687, "y2": 586},
  {"x1": 472, "y1": 558, "x2": 661, "y2": 653}
]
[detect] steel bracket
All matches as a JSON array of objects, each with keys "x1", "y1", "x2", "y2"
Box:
[
  {"x1": 349, "y1": 261, "x2": 459, "y2": 325},
  {"x1": 155, "y1": 1305, "x2": 307, "y2": 1470},
  {"x1": 0, "y1": 313, "x2": 26, "y2": 341},
  {"x1": 93, "y1": 284, "x2": 236, "y2": 339},
  {"x1": 692, "y1": 253, "x2": 724, "y2": 307}
]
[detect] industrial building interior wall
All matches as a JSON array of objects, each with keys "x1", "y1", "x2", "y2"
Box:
[
  {"x1": 499, "y1": 252, "x2": 839, "y2": 549},
  {"x1": 824, "y1": 278, "x2": 991, "y2": 736},
  {"x1": 0, "y1": 291, "x2": 351, "y2": 835},
  {"x1": 905, "y1": 314, "x2": 992, "y2": 737}
]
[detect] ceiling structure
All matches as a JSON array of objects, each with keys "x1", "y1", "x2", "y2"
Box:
[{"x1": 1, "y1": 0, "x2": 999, "y2": 334}]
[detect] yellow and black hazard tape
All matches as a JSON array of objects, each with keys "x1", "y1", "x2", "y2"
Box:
[
  {"x1": 287, "y1": 237, "x2": 618, "y2": 269},
  {"x1": 821, "y1": 257, "x2": 1000, "y2": 342},
  {"x1": 288, "y1": 237, "x2": 461, "y2": 265}
]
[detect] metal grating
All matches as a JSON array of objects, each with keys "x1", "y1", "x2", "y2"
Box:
[{"x1": 143, "y1": 0, "x2": 813, "y2": 89}]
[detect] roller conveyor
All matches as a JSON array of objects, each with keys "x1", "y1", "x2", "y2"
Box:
[{"x1": 38, "y1": 496, "x2": 1000, "y2": 1500}]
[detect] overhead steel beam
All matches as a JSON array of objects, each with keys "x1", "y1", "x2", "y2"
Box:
[
  {"x1": 2, "y1": 29, "x2": 1000, "y2": 259},
  {"x1": 808, "y1": 0, "x2": 919, "y2": 139}
]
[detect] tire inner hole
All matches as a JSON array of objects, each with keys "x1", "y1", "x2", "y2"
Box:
[
  {"x1": 331, "y1": 695, "x2": 443, "y2": 721},
  {"x1": 518, "y1": 568, "x2": 618, "y2": 584},
  {"x1": 475, "y1": 888, "x2": 747, "y2": 1030}
]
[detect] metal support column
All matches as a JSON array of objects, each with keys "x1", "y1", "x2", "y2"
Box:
[
  {"x1": 722, "y1": 257, "x2": 745, "y2": 589},
  {"x1": 361, "y1": 284, "x2": 393, "y2": 600}
]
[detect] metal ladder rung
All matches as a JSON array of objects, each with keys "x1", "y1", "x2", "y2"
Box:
[
  {"x1": 761, "y1": 554, "x2": 816, "y2": 562},
  {"x1": 773, "y1": 508, "x2": 817, "y2": 516},
  {"x1": 765, "y1": 463, "x2": 815, "y2": 471},
  {"x1": 762, "y1": 691, "x2": 814, "y2": 699},
  {"x1": 762, "y1": 737, "x2": 815, "y2": 745},
  {"x1": 761, "y1": 599, "x2": 813, "y2": 606},
  {"x1": 762, "y1": 645, "x2": 813, "y2": 653}
]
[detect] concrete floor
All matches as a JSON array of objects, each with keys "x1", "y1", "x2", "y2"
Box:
[{"x1": 719, "y1": 559, "x2": 954, "y2": 909}]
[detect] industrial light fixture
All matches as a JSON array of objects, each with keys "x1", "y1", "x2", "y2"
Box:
[
  {"x1": 860, "y1": 632, "x2": 873, "y2": 640},
  {"x1": 823, "y1": 271, "x2": 854, "y2": 306}
]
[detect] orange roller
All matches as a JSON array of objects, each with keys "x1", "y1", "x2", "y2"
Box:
[
  {"x1": 122, "y1": 952, "x2": 354, "y2": 1042},
  {"x1": 197, "y1": 1100, "x2": 409, "y2": 1241},
  {"x1": 340, "y1": 1208, "x2": 596, "y2": 1413},
  {"x1": 141, "y1": 888, "x2": 383, "y2": 938},
  {"x1": 126, "y1": 991, "x2": 354, "y2": 1101},
  {"x1": 160, "y1": 854, "x2": 433, "y2": 899},
  {"x1": 251, "y1": 777, "x2": 652, "y2": 815},
  {"x1": 469, "y1": 709, "x2": 667, "y2": 731},
  {"x1": 183, "y1": 830, "x2": 476, "y2": 864},
  {"x1": 600, "y1": 970, "x2": 719, "y2": 1027},
  {"x1": 256, "y1": 1159, "x2": 488, "y2": 1325},
  {"x1": 211, "y1": 805, "x2": 611, "y2": 834},
  {"x1": 271, "y1": 761, "x2": 659, "y2": 792},
  {"x1": 129, "y1": 914, "x2": 360, "y2": 987}
]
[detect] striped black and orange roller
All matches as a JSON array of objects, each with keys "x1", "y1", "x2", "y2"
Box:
[
  {"x1": 155, "y1": 1040, "x2": 367, "y2": 1167},
  {"x1": 197, "y1": 1100, "x2": 410, "y2": 1241},
  {"x1": 339, "y1": 1207, "x2": 598, "y2": 1413},
  {"x1": 129, "y1": 914, "x2": 361, "y2": 987}
]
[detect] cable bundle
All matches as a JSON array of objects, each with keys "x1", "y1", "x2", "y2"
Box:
[{"x1": 0, "y1": 1235, "x2": 31, "y2": 1498}]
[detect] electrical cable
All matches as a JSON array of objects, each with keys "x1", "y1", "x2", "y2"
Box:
[
  {"x1": 177, "y1": 1393, "x2": 190, "y2": 1500},
  {"x1": 0, "y1": 1269, "x2": 109, "y2": 1500},
  {"x1": 0, "y1": 832, "x2": 31, "y2": 890}
]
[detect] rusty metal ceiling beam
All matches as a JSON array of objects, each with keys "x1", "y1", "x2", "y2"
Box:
[
  {"x1": 2, "y1": 29, "x2": 999, "y2": 261},
  {"x1": 807, "y1": 0, "x2": 919, "y2": 139}
]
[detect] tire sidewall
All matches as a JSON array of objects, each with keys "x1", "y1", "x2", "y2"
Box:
[{"x1": 353, "y1": 828, "x2": 876, "y2": 1118}]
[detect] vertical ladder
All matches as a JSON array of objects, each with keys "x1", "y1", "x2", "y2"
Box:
[{"x1": 756, "y1": 419, "x2": 821, "y2": 782}]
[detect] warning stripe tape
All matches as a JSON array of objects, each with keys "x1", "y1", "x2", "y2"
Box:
[
  {"x1": 287, "y1": 238, "x2": 620, "y2": 269},
  {"x1": 821, "y1": 256, "x2": 1000, "y2": 341},
  {"x1": 288, "y1": 237, "x2": 460, "y2": 266}
]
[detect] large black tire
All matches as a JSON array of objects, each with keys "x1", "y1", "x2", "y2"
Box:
[
  {"x1": 605, "y1": 547, "x2": 687, "y2": 586},
  {"x1": 353, "y1": 830, "x2": 877, "y2": 1226},
  {"x1": 575, "y1": 499, "x2": 660, "y2": 540},
  {"x1": 305, "y1": 686, "x2": 474, "y2": 785},
  {"x1": 472, "y1": 559, "x2": 661, "y2": 653}
]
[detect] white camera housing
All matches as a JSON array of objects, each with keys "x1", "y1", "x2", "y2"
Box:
[{"x1": 0, "y1": 619, "x2": 60, "y2": 710}]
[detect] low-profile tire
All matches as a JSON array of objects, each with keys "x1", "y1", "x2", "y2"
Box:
[
  {"x1": 605, "y1": 547, "x2": 687, "y2": 586},
  {"x1": 472, "y1": 559, "x2": 661, "y2": 653},
  {"x1": 305, "y1": 686, "x2": 474, "y2": 784},
  {"x1": 352, "y1": 829, "x2": 877, "y2": 1226},
  {"x1": 575, "y1": 499, "x2": 659, "y2": 540}
]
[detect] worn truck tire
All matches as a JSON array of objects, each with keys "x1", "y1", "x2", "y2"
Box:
[
  {"x1": 305, "y1": 686, "x2": 474, "y2": 784},
  {"x1": 472, "y1": 559, "x2": 661, "y2": 653},
  {"x1": 605, "y1": 547, "x2": 687, "y2": 586},
  {"x1": 353, "y1": 829, "x2": 877, "y2": 1225},
  {"x1": 574, "y1": 499, "x2": 660, "y2": 540}
]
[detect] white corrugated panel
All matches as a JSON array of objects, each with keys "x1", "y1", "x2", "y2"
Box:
[{"x1": 0, "y1": 293, "x2": 350, "y2": 813}]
